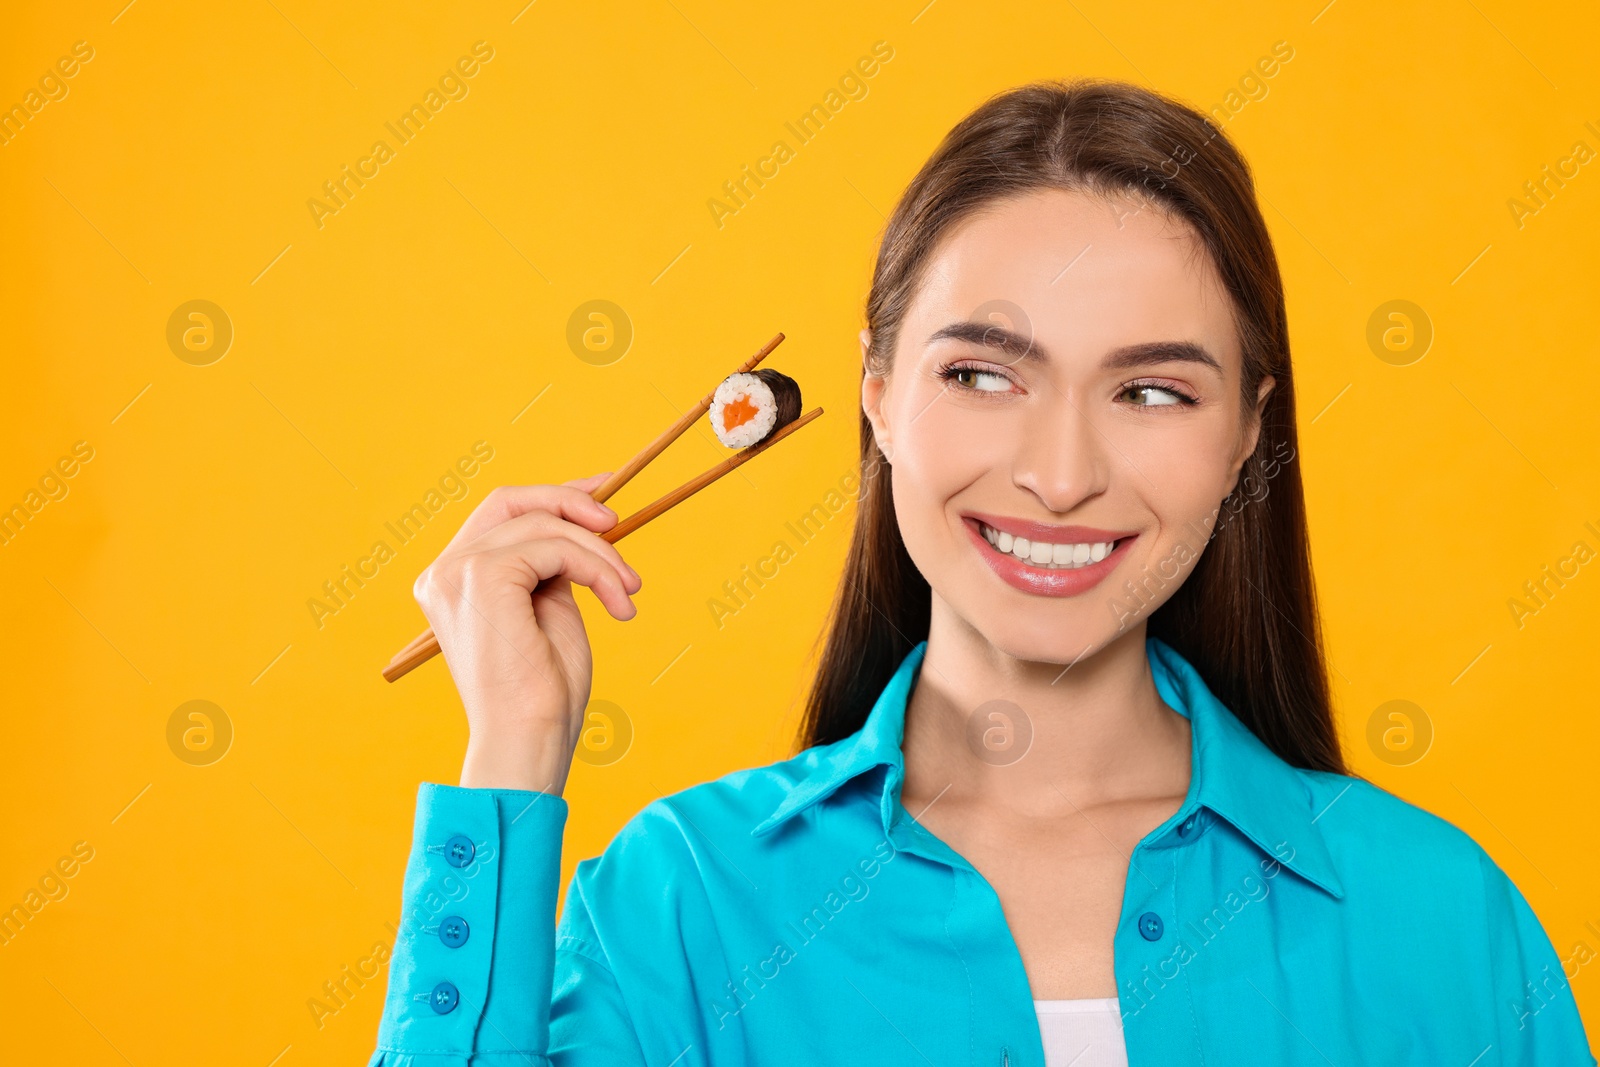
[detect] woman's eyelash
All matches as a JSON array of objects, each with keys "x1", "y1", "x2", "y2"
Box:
[
  {"x1": 937, "y1": 361, "x2": 1200, "y2": 408},
  {"x1": 936, "y1": 360, "x2": 1015, "y2": 392},
  {"x1": 1119, "y1": 379, "x2": 1200, "y2": 406}
]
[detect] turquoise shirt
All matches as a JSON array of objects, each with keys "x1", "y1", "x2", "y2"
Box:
[{"x1": 369, "y1": 637, "x2": 1595, "y2": 1065}]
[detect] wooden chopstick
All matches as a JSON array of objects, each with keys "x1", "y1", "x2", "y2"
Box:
[
  {"x1": 384, "y1": 333, "x2": 784, "y2": 676},
  {"x1": 381, "y1": 406, "x2": 823, "y2": 682},
  {"x1": 594, "y1": 406, "x2": 821, "y2": 543},
  {"x1": 389, "y1": 629, "x2": 435, "y2": 665}
]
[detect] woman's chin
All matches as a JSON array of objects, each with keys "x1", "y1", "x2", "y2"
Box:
[{"x1": 959, "y1": 613, "x2": 1122, "y2": 672}]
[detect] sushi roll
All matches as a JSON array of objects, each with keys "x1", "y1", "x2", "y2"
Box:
[{"x1": 709, "y1": 368, "x2": 802, "y2": 448}]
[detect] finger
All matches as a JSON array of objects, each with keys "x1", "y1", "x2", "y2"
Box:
[
  {"x1": 461, "y1": 508, "x2": 642, "y2": 593},
  {"x1": 563, "y1": 470, "x2": 615, "y2": 491},
  {"x1": 480, "y1": 537, "x2": 638, "y2": 621},
  {"x1": 442, "y1": 478, "x2": 619, "y2": 553}
]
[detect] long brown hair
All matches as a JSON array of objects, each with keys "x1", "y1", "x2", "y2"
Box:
[{"x1": 798, "y1": 78, "x2": 1346, "y2": 775}]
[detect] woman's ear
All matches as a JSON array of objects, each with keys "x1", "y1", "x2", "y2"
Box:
[
  {"x1": 859, "y1": 329, "x2": 894, "y2": 463},
  {"x1": 1231, "y1": 373, "x2": 1276, "y2": 476}
]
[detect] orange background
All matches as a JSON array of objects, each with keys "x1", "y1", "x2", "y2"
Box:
[{"x1": 2, "y1": 0, "x2": 1597, "y2": 1061}]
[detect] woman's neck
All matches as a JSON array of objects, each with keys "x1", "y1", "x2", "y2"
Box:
[{"x1": 900, "y1": 602, "x2": 1193, "y2": 819}]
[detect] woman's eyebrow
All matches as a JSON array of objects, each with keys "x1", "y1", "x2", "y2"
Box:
[
  {"x1": 1102, "y1": 340, "x2": 1222, "y2": 373},
  {"x1": 927, "y1": 320, "x2": 1222, "y2": 373}
]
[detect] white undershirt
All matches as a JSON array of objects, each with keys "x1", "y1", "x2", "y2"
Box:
[{"x1": 1033, "y1": 998, "x2": 1128, "y2": 1067}]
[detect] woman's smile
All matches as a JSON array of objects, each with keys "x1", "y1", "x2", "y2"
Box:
[{"x1": 961, "y1": 513, "x2": 1137, "y2": 597}]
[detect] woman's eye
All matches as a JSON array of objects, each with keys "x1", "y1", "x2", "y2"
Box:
[
  {"x1": 945, "y1": 366, "x2": 1013, "y2": 392},
  {"x1": 1120, "y1": 384, "x2": 1191, "y2": 407}
]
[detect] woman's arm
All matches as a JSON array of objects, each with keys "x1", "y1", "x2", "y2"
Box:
[
  {"x1": 1481, "y1": 848, "x2": 1598, "y2": 1065},
  {"x1": 367, "y1": 474, "x2": 647, "y2": 1063},
  {"x1": 367, "y1": 782, "x2": 648, "y2": 1066}
]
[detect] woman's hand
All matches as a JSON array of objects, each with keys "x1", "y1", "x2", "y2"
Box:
[{"x1": 410, "y1": 472, "x2": 642, "y2": 795}]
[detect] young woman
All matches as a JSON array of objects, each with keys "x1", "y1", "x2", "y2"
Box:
[{"x1": 367, "y1": 80, "x2": 1595, "y2": 1066}]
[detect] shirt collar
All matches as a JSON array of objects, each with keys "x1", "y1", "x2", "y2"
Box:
[{"x1": 752, "y1": 637, "x2": 1346, "y2": 901}]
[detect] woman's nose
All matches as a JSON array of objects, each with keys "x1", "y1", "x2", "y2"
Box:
[{"x1": 1010, "y1": 390, "x2": 1112, "y2": 512}]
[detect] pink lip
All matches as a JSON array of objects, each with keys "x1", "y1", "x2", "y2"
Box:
[
  {"x1": 963, "y1": 511, "x2": 1137, "y2": 545},
  {"x1": 961, "y1": 515, "x2": 1137, "y2": 598}
]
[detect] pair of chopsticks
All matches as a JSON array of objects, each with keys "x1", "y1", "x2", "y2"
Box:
[{"x1": 381, "y1": 332, "x2": 822, "y2": 682}]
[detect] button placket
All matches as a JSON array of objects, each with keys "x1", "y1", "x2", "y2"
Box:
[
  {"x1": 405, "y1": 788, "x2": 503, "y2": 1047},
  {"x1": 1115, "y1": 845, "x2": 1196, "y2": 1057},
  {"x1": 421, "y1": 833, "x2": 477, "y2": 1014}
]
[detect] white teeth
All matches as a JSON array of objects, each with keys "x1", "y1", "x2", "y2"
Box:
[{"x1": 978, "y1": 522, "x2": 1118, "y2": 570}]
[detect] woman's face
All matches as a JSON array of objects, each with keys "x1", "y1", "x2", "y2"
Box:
[{"x1": 862, "y1": 187, "x2": 1273, "y2": 666}]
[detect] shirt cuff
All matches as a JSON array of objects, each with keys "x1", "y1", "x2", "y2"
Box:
[{"x1": 373, "y1": 781, "x2": 569, "y2": 1061}]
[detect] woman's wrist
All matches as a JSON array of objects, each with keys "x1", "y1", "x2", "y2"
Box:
[{"x1": 460, "y1": 724, "x2": 574, "y2": 794}]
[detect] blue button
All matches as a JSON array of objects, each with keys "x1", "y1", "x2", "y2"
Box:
[
  {"x1": 430, "y1": 980, "x2": 459, "y2": 1014},
  {"x1": 1178, "y1": 814, "x2": 1197, "y2": 838},
  {"x1": 444, "y1": 834, "x2": 475, "y2": 868},
  {"x1": 1138, "y1": 912, "x2": 1164, "y2": 941},
  {"x1": 440, "y1": 916, "x2": 470, "y2": 948}
]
